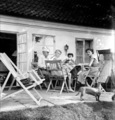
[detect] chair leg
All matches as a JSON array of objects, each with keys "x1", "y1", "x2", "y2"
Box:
[
  {"x1": 74, "y1": 81, "x2": 77, "y2": 91},
  {"x1": 98, "y1": 82, "x2": 106, "y2": 92},
  {"x1": 1, "y1": 72, "x2": 11, "y2": 92},
  {"x1": 86, "y1": 80, "x2": 90, "y2": 87},
  {"x1": 65, "y1": 82, "x2": 69, "y2": 93},
  {"x1": 46, "y1": 79, "x2": 52, "y2": 92},
  {"x1": 38, "y1": 85, "x2": 42, "y2": 90},
  {"x1": 24, "y1": 87, "x2": 41, "y2": 105},
  {"x1": 54, "y1": 80, "x2": 58, "y2": 90},
  {"x1": 43, "y1": 82, "x2": 48, "y2": 89},
  {"x1": 101, "y1": 84, "x2": 106, "y2": 92},
  {"x1": 33, "y1": 88, "x2": 42, "y2": 101},
  {"x1": 51, "y1": 82, "x2": 54, "y2": 89},
  {"x1": 8, "y1": 78, "x2": 15, "y2": 91},
  {"x1": 60, "y1": 81, "x2": 65, "y2": 94}
]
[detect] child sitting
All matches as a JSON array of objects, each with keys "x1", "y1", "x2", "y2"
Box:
[
  {"x1": 62, "y1": 53, "x2": 76, "y2": 92},
  {"x1": 63, "y1": 53, "x2": 76, "y2": 70}
]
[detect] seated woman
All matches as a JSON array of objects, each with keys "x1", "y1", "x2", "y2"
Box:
[
  {"x1": 50, "y1": 49, "x2": 62, "y2": 60},
  {"x1": 77, "y1": 48, "x2": 99, "y2": 85}
]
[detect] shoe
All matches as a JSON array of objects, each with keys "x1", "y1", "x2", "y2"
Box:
[{"x1": 1, "y1": 93, "x2": 6, "y2": 97}]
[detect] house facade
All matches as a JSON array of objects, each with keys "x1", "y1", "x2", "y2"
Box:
[{"x1": 0, "y1": 15, "x2": 114, "y2": 73}]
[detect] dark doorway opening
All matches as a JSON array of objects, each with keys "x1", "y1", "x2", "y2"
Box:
[{"x1": 0, "y1": 32, "x2": 17, "y2": 86}]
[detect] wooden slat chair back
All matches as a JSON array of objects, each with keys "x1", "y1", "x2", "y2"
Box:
[
  {"x1": 0, "y1": 53, "x2": 44, "y2": 105},
  {"x1": 97, "y1": 60, "x2": 112, "y2": 91},
  {"x1": 46, "y1": 60, "x2": 62, "y2": 70},
  {"x1": 95, "y1": 51, "x2": 113, "y2": 91},
  {"x1": 45, "y1": 60, "x2": 68, "y2": 94},
  {"x1": 84, "y1": 54, "x2": 105, "y2": 87}
]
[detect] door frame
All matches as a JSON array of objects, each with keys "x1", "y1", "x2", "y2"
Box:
[{"x1": 17, "y1": 31, "x2": 28, "y2": 73}]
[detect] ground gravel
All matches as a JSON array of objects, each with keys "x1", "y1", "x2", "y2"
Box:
[{"x1": 0, "y1": 102, "x2": 115, "y2": 120}]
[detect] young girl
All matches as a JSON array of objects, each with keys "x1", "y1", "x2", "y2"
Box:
[{"x1": 62, "y1": 53, "x2": 76, "y2": 92}]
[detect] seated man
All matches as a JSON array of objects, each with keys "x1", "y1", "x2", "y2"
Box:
[{"x1": 37, "y1": 46, "x2": 51, "y2": 87}]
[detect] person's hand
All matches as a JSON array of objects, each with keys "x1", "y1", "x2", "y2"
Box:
[
  {"x1": 65, "y1": 59, "x2": 69, "y2": 63},
  {"x1": 39, "y1": 67, "x2": 46, "y2": 70}
]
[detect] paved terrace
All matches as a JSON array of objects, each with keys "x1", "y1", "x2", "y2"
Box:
[{"x1": 0, "y1": 89, "x2": 114, "y2": 112}]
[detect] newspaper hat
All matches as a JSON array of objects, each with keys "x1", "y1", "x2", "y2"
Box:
[{"x1": 42, "y1": 46, "x2": 50, "y2": 52}]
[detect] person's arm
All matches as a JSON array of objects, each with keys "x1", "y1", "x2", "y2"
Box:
[
  {"x1": 62, "y1": 59, "x2": 69, "y2": 65},
  {"x1": 50, "y1": 55, "x2": 55, "y2": 60},
  {"x1": 89, "y1": 58, "x2": 94, "y2": 67},
  {"x1": 84, "y1": 57, "x2": 94, "y2": 70}
]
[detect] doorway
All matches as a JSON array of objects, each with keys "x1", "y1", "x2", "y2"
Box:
[{"x1": 0, "y1": 32, "x2": 17, "y2": 86}]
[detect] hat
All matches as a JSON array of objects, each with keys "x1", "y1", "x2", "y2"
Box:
[{"x1": 42, "y1": 46, "x2": 50, "y2": 52}]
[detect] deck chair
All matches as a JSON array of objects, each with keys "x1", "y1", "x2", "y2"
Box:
[
  {"x1": 85, "y1": 60, "x2": 104, "y2": 87},
  {"x1": 45, "y1": 60, "x2": 68, "y2": 94},
  {"x1": 96, "y1": 49, "x2": 113, "y2": 91},
  {"x1": 0, "y1": 53, "x2": 44, "y2": 105},
  {"x1": 31, "y1": 62, "x2": 46, "y2": 90},
  {"x1": 79, "y1": 52, "x2": 106, "y2": 88}
]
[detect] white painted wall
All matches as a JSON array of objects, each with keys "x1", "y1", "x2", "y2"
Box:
[{"x1": 0, "y1": 15, "x2": 114, "y2": 71}]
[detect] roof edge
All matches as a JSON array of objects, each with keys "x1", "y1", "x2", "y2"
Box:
[{"x1": 0, "y1": 15, "x2": 113, "y2": 35}]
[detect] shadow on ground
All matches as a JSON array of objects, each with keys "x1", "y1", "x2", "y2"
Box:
[{"x1": 0, "y1": 101, "x2": 115, "y2": 120}]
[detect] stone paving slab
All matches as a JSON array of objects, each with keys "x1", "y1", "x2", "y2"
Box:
[{"x1": 0, "y1": 90, "x2": 114, "y2": 112}]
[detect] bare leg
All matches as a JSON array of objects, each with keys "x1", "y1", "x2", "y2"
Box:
[
  {"x1": 68, "y1": 73, "x2": 74, "y2": 92},
  {"x1": 80, "y1": 88, "x2": 85, "y2": 101},
  {"x1": 80, "y1": 93, "x2": 84, "y2": 101},
  {"x1": 76, "y1": 92, "x2": 80, "y2": 96},
  {"x1": 96, "y1": 94, "x2": 100, "y2": 101}
]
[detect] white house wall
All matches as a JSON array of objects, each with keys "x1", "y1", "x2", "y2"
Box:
[{"x1": 0, "y1": 15, "x2": 114, "y2": 70}]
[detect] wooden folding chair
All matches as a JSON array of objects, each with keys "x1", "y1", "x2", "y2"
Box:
[
  {"x1": 95, "y1": 49, "x2": 113, "y2": 92},
  {"x1": 80, "y1": 53, "x2": 105, "y2": 88},
  {"x1": 83, "y1": 67, "x2": 100, "y2": 87},
  {"x1": 0, "y1": 53, "x2": 44, "y2": 105},
  {"x1": 45, "y1": 60, "x2": 68, "y2": 94},
  {"x1": 96, "y1": 60, "x2": 112, "y2": 92}
]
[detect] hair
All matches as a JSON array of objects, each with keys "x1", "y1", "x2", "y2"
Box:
[
  {"x1": 85, "y1": 48, "x2": 94, "y2": 54},
  {"x1": 67, "y1": 53, "x2": 74, "y2": 57},
  {"x1": 55, "y1": 49, "x2": 62, "y2": 54}
]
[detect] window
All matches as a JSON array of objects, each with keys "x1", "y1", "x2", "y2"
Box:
[
  {"x1": 75, "y1": 39, "x2": 93, "y2": 64},
  {"x1": 32, "y1": 34, "x2": 55, "y2": 60}
]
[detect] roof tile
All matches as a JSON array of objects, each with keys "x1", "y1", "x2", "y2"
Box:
[{"x1": 0, "y1": 0, "x2": 113, "y2": 29}]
